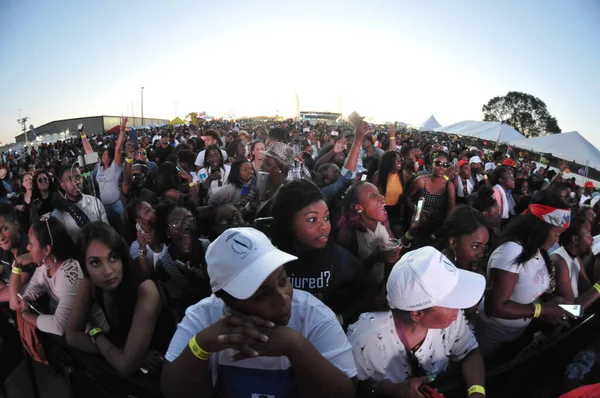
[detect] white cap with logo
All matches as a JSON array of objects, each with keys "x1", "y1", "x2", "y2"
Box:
[
  {"x1": 386, "y1": 246, "x2": 485, "y2": 311},
  {"x1": 206, "y1": 227, "x2": 298, "y2": 300},
  {"x1": 469, "y1": 156, "x2": 483, "y2": 165}
]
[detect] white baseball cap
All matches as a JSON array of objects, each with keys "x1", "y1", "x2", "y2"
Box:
[
  {"x1": 206, "y1": 227, "x2": 298, "y2": 300},
  {"x1": 387, "y1": 246, "x2": 485, "y2": 311},
  {"x1": 469, "y1": 156, "x2": 483, "y2": 164}
]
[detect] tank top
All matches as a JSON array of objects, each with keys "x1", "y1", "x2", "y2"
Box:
[
  {"x1": 553, "y1": 246, "x2": 581, "y2": 298},
  {"x1": 384, "y1": 173, "x2": 403, "y2": 206},
  {"x1": 417, "y1": 178, "x2": 448, "y2": 223}
]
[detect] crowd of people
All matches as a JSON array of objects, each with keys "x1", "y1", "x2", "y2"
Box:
[{"x1": 1, "y1": 115, "x2": 600, "y2": 397}]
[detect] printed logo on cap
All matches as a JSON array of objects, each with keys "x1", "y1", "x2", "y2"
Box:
[
  {"x1": 440, "y1": 253, "x2": 456, "y2": 273},
  {"x1": 227, "y1": 232, "x2": 254, "y2": 256}
]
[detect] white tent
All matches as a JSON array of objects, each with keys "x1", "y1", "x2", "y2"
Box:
[
  {"x1": 434, "y1": 120, "x2": 524, "y2": 143},
  {"x1": 507, "y1": 131, "x2": 600, "y2": 171},
  {"x1": 415, "y1": 115, "x2": 441, "y2": 131}
]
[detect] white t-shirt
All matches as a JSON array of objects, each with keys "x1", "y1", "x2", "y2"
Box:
[
  {"x1": 197, "y1": 165, "x2": 231, "y2": 197},
  {"x1": 129, "y1": 241, "x2": 168, "y2": 270},
  {"x1": 347, "y1": 310, "x2": 478, "y2": 382},
  {"x1": 165, "y1": 290, "x2": 357, "y2": 397},
  {"x1": 552, "y1": 246, "x2": 581, "y2": 298},
  {"x1": 95, "y1": 161, "x2": 123, "y2": 205},
  {"x1": 194, "y1": 149, "x2": 228, "y2": 168},
  {"x1": 476, "y1": 241, "x2": 550, "y2": 353},
  {"x1": 356, "y1": 222, "x2": 389, "y2": 261}
]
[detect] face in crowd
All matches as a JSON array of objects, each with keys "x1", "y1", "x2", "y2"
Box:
[
  {"x1": 22, "y1": 174, "x2": 33, "y2": 192},
  {"x1": 0, "y1": 215, "x2": 20, "y2": 252},
  {"x1": 291, "y1": 199, "x2": 330, "y2": 250},
  {"x1": 167, "y1": 208, "x2": 197, "y2": 254},
  {"x1": 230, "y1": 266, "x2": 293, "y2": 327},
  {"x1": 84, "y1": 239, "x2": 124, "y2": 291},
  {"x1": 213, "y1": 205, "x2": 247, "y2": 237},
  {"x1": 27, "y1": 226, "x2": 50, "y2": 265},
  {"x1": 136, "y1": 201, "x2": 156, "y2": 232},
  {"x1": 251, "y1": 142, "x2": 265, "y2": 161},
  {"x1": 355, "y1": 183, "x2": 387, "y2": 224},
  {"x1": 135, "y1": 148, "x2": 148, "y2": 162},
  {"x1": 60, "y1": 168, "x2": 83, "y2": 200},
  {"x1": 449, "y1": 225, "x2": 490, "y2": 269},
  {"x1": 431, "y1": 155, "x2": 450, "y2": 178}
]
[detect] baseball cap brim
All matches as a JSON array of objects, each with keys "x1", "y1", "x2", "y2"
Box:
[
  {"x1": 437, "y1": 268, "x2": 486, "y2": 309},
  {"x1": 220, "y1": 247, "x2": 297, "y2": 300}
]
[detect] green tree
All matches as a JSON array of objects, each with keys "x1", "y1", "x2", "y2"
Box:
[{"x1": 482, "y1": 91, "x2": 561, "y2": 137}]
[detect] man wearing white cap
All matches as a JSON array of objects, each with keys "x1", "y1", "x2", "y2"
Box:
[
  {"x1": 161, "y1": 227, "x2": 356, "y2": 398},
  {"x1": 347, "y1": 246, "x2": 486, "y2": 398}
]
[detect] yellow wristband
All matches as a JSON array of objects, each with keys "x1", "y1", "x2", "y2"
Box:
[
  {"x1": 533, "y1": 303, "x2": 542, "y2": 318},
  {"x1": 389, "y1": 136, "x2": 396, "y2": 140},
  {"x1": 11, "y1": 267, "x2": 22, "y2": 275},
  {"x1": 404, "y1": 231, "x2": 413, "y2": 241},
  {"x1": 443, "y1": 175, "x2": 449, "y2": 181},
  {"x1": 125, "y1": 158, "x2": 134, "y2": 164},
  {"x1": 467, "y1": 385, "x2": 485, "y2": 396},
  {"x1": 593, "y1": 283, "x2": 600, "y2": 295},
  {"x1": 89, "y1": 327, "x2": 103, "y2": 337},
  {"x1": 80, "y1": 134, "x2": 86, "y2": 139},
  {"x1": 336, "y1": 314, "x2": 344, "y2": 326},
  {"x1": 189, "y1": 182, "x2": 196, "y2": 188},
  {"x1": 189, "y1": 336, "x2": 211, "y2": 361}
]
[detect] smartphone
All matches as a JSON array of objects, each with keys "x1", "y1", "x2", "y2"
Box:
[
  {"x1": 254, "y1": 217, "x2": 274, "y2": 238},
  {"x1": 240, "y1": 183, "x2": 250, "y2": 196},
  {"x1": 361, "y1": 173, "x2": 368, "y2": 182},
  {"x1": 256, "y1": 171, "x2": 270, "y2": 196},
  {"x1": 559, "y1": 304, "x2": 582, "y2": 318},
  {"x1": 414, "y1": 197, "x2": 425, "y2": 222},
  {"x1": 135, "y1": 222, "x2": 144, "y2": 234},
  {"x1": 17, "y1": 293, "x2": 43, "y2": 315},
  {"x1": 129, "y1": 130, "x2": 138, "y2": 147}
]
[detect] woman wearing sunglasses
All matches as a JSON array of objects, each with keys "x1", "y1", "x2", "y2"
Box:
[
  {"x1": 9, "y1": 215, "x2": 106, "y2": 336},
  {"x1": 408, "y1": 151, "x2": 456, "y2": 246},
  {"x1": 31, "y1": 170, "x2": 55, "y2": 220},
  {"x1": 154, "y1": 203, "x2": 211, "y2": 322}
]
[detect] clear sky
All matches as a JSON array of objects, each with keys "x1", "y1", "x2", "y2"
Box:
[{"x1": 1, "y1": 0, "x2": 598, "y2": 146}]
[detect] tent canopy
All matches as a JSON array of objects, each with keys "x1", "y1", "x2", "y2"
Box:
[
  {"x1": 507, "y1": 131, "x2": 600, "y2": 171},
  {"x1": 168, "y1": 116, "x2": 186, "y2": 126},
  {"x1": 416, "y1": 115, "x2": 441, "y2": 131},
  {"x1": 434, "y1": 120, "x2": 524, "y2": 143}
]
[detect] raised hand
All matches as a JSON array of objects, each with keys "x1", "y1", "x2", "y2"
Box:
[{"x1": 333, "y1": 138, "x2": 348, "y2": 154}]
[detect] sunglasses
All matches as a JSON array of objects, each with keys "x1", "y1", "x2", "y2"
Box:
[
  {"x1": 434, "y1": 161, "x2": 452, "y2": 168},
  {"x1": 37, "y1": 177, "x2": 49, "y2": 183},
  {"x1": 168, "y1": 216, "x2": 196, "y2": 231}
]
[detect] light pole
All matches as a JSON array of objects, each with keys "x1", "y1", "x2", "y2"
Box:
[
  {"x1": 17, "y1": 115, "x2": 29, "y2": 147},
  {"x1": 141, "y1": 87, "x2": 144, "y2": 126}
]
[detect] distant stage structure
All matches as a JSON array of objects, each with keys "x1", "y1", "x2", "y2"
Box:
[{"x1": 299, "y1": 111, "x2": 342, "y2": 121}]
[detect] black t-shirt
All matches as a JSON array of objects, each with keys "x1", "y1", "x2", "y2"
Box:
[
  {"x1": 153, "y1": 145, "x2": 173, "y2": 164},
  {"x1": 284, "y1": 242, "x2": 367, "y2": 322},
  {"x1": 0, "y1": 236, "x2": 33, "y2": 283}
]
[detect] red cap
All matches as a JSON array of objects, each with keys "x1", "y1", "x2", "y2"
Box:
[
  {"x1": 417, "y1": 158, "x2": 425, "y2": 166},
  {"x1": 501, "y1": 159, "x2": 516, "y2": 167},
  {"x1": 584, "y1": 182, "x2": 594, "y2": 189},
  {"x1": 457, "y1": 160, "x2": 469, "y2": 169}
]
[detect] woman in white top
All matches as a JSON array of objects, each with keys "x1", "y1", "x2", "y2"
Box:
[
  {"x1": 197, "y1": 145, "x2": 230, "y2": 198},
  {"x1": 337, "y1": 182, "x2": 400, "y2": 266},
  {"x1": 552, "y1": 216, "x2": 600, "y2": 309},
  {"x1": 476, "y1": 190, "x2": 574, "y2": 357},
  {"x1": 9, "y1": 215, "x2": 106, "y2": 336},
  {"x1": 128, "y1": 201, "x2": 167, "y2": 277}
]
